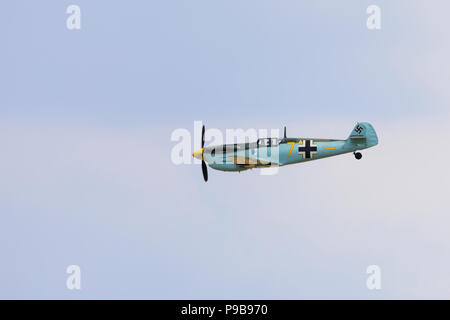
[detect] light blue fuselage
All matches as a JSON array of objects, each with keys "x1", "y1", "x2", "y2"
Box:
[{"x1": 203, "y1": 122, "x2": 378, "y2": 172}]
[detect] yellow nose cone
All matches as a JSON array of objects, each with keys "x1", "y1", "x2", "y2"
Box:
[{"x1": 192, "y1": 148, "x2": 204, "y2": 160}]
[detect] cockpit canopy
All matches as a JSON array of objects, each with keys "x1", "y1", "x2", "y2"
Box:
[{"x1": 257, "y1": 138, "x2": 279, "y2": 147}]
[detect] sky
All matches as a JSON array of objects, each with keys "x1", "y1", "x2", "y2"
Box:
[{"x1": 1, "y1": 0, "x2": 450, "y2": 299}]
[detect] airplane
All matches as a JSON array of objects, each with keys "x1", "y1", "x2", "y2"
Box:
[{"x1": 192, "y1": 122, "x2": 378, "y2": 182}]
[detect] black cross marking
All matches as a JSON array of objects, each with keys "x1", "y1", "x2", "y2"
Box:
[
  {"x1": 298, "y1": 140, "x2": 317, "y2": 159},
  {"x1": 355, "y1": 125, "x2": 363, "y2": 134}
]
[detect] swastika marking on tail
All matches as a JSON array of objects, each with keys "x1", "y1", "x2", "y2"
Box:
[{"x1": 355, "y1": 125, "x2": 364, "y2": 134}]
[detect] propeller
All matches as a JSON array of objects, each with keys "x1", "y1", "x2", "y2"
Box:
[
  {"x1": 284, "y1": 126, "x2": 287, "y2": 139},
  {"x1": 201, "y1": 125, "x2": 208, "y2": 182}
]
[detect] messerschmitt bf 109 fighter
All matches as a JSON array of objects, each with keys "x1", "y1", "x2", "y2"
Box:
[{"x1": 192, "y1": 122, "x2": 378, "y2": 182}]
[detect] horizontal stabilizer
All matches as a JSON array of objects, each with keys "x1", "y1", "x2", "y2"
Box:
[{"x1": 349, "y1": 134, "x2": 366, "y2": 139}]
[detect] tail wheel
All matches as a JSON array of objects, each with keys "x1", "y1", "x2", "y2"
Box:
[{"x1": 354, "y1": 152, "x2": 362, "y2": 160}]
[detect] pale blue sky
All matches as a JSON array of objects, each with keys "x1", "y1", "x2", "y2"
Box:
[{"x1": 1, "y1": 1, "x2": 450, "y2": 299}]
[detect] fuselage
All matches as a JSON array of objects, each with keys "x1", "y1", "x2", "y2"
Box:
[{"x1": 192, "y1": 122, "x2": 378, "y2": 172}]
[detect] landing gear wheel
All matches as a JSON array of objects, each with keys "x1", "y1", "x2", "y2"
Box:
[{"x1": 354, "y1": 152, "x2": 362, "y2": 160}]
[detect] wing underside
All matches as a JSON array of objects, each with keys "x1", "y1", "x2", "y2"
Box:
[{"x1": 228, "y1": 156, "x2": 277, "y2": 167}]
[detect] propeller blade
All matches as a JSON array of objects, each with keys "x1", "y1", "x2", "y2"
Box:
[
  {"x1": 284, "y1": 126, "x2": 287, "y2": 138},
  {"x1": 201, "y1": 160, "x2": 208, "y2": 182},
  {"x1": 200, "y1": 124, "x2": 208, "y2": 182},
  {"x1": 201, "y1": 125, "x2": 205, "y2": 148}
]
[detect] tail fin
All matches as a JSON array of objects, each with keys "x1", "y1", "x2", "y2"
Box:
[{"x1": 347, "y1": 122, "x2": 378, "y2": 148}]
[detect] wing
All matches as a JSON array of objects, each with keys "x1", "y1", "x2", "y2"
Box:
[{"x1": 228, "y1": 156, "x2": 278, "y2": 167}]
